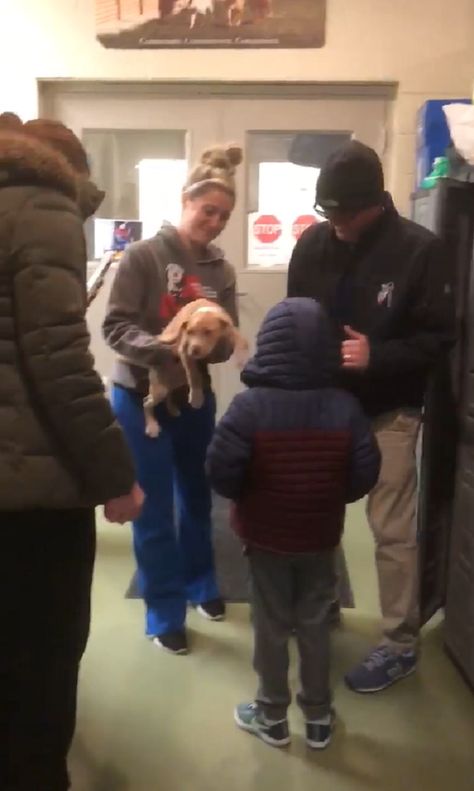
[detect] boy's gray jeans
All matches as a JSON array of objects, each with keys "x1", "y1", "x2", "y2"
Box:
[{"x1": 249, "y1": 547, "x2": 336, "y2": 722}]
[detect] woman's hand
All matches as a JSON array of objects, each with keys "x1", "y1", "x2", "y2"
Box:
[{"x1": 159, "y1": 353, "x2": 188, "y2": 389}]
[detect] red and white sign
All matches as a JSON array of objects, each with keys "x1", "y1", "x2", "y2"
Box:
[
  {"x1": 253, "y1": 214, "x2": 282, "y2": 244},
  {"x1": 292, "y1": 214, "x2": 318, "y2": 240},
  {"x1": 248, "y1": 211, "x2": 319, "y2": 268}
]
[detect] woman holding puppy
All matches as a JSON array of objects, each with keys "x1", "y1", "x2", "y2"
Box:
[{"x1": 103, "y1": 144, "x2": 242, "y2": 654}]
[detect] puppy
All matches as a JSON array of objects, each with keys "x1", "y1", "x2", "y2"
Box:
[{"x1": 144, "y1": 298, "x2": 248, "y2": 438}]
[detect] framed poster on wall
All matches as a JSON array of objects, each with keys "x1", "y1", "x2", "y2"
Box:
[{"x1": 95, "y1": 1, "x2": 326, "y2": 49}]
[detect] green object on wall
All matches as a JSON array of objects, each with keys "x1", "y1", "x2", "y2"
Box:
[{"x1": 421, "y1": 156, "x2": 450, "y2": 189}]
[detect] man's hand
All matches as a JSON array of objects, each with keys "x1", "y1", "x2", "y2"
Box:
[
  {"x1": 341, "y1": 326, "x2": 370, "y2": 370},
  {"x1": 104, "y1": 483, "x2": 144, "y2": 524}
]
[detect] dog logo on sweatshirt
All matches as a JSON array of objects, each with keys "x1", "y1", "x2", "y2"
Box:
[
  {"x1": 377, "y1": 282, "x2": 394, "y2": 308},
  {"x1": 166, "y1": 263, "x2": 185, "y2": 294},
  {"x1": 159, "y1": 263, "x2": 205, "y2": 321}
]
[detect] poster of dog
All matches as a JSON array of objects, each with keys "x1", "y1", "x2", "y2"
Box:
[{"x1": 96, "y1": 0, "x2": 326, "y2": 49}]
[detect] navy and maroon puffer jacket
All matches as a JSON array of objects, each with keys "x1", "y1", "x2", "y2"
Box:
[{"x1": 206, "y1": 298, "x2": 381, "y2": 554}]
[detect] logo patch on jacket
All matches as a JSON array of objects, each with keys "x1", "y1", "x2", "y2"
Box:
[
  {"x1": 377, "y1": 282, "x2": 394, "y2": 308},
  {"x1": 159, "y1": 263, "x2": 205, "y2": 321}
]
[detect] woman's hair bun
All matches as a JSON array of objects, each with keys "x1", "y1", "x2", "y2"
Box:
[
  {"x1": 185, "y1": 142, "x2": 243, "y2": 197},
  {"x1": 225, "y1": 144, "x2": 243, "y2": 167},
  {"x1": 200, "y1": 143, "x2": 243, "y2": 172}
]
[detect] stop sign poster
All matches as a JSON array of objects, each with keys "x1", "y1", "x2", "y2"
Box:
[
  {"x1": 292, "y1": 214, "x2": 318, "y2": 240},
  {"x1": 249, "y1": 213, "x2": 284, "y2": 266},
  {"x1": 254, "y1": 214, "x2": 282, "y2": 243},
  {"x1": 249, "y1": 212, "x2": 319, "y2": 267}
]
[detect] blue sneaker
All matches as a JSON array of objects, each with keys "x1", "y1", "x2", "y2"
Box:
[
  {"x1": 345, "y1": 645, "x2": 417, "y2": 693},
  {"x1": 234, "y1": 702, "x2": 290, "y2": 747}
]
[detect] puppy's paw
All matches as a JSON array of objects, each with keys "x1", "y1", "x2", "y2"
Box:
[
  {"x1": 233, "y1": 347, "x2": 249, "y2": 370},
  {"x1": 231, "y1": 335, "x2": 250, "y2": 370},
  {"x1": 145, "y1": 419, "x2": 161, "y2": 438},
  {"x1": 189, "y1": 389, "x2": 204, "y2": 409}
]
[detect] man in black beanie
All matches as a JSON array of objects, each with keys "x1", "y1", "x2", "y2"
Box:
[{"x1": 287, "y1": 140, "x2": 455, "y2": 693}]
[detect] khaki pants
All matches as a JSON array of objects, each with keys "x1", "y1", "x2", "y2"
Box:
[{"x1": 367, "y1": 409, "x2": 422, "y2": 653}]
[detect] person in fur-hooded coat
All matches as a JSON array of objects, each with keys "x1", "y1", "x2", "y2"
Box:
[{"x1": 0, "y1": 113, "x2": 140, "y2": 791}]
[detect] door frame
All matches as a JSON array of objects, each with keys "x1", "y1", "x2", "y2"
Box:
[
  {"x1": 40, "y1": 79, "x2": 396, "y2": 277},
  {"x1": 42, "y1": 78, "x2": 396, "y2": 416},
  {"x1": 39, "y1": 78, "x2": 397, "y2": 114}
]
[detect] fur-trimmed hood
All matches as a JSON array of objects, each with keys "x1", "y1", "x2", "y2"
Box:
[
  {"x1": 77, "y1": 178, "x2": 106, "y2": 220},
  {"x1": 0, "y1": 130, "x2": 134, "y2": 511},
  {"x1": 0, "y1": 131, "x2": 105, "y2": 220},
  {"x1": 0, "y1": 131, "x2": 78, "y2": 201}
]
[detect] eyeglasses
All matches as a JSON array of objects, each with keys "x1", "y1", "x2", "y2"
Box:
[{"x1": 314, "y1": 204, "x2": 358, "y2": 221}]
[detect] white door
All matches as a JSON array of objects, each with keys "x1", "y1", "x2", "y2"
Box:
[
  {"x1": 214, "y1": 94, "x2": 388, "y2": 414},
  {"x1": 47, "y1": 87, "x2": 222, "y2": 379},
  {"x1": 44, "y1": 84, "x2": 389, "y2": 412}
]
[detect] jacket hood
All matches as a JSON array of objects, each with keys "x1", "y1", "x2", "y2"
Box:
[
  {"x1": 77, "y1": 178, "x2": 105, "y2": 220},
  {"x1": 0, "y1": 131, "x2": 77, "y2": 201},
  {"x1": 242, "y1": 298, "x2": 340, "y2": 390}
]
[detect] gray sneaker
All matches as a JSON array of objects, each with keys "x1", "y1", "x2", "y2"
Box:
[{"x1": 345, "y1": 645, "x2": 417, "y2": 693}]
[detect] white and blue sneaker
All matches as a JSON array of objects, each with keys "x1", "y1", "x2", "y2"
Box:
[
  {"x1": 234, "y1": 702, "x2": 290, "y2": 747},
  {"x1": 345, "y1": 645, "x2": 417, "y2": 693}
]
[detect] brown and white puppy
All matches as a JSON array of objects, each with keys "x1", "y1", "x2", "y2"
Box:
[{"x1": 144, "y1": 298, "x2": 248, "y2": 438}]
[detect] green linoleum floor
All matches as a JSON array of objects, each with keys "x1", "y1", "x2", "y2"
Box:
[{"x1": 69, "y1": 504, "x2": 474, "y2": 791}]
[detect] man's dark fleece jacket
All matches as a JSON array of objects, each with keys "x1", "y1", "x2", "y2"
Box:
[{"x1": 287, "y1": 195, "x2": 455, "y2": 417}]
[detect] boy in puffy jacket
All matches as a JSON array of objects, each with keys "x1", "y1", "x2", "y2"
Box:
[{"x1": 206, "y1": 298, "x2": 380, "y2": 750}]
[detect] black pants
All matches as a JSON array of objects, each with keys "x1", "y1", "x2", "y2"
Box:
[{"x1": 0, "y1": 508, "x2": 96, "y2": 791}]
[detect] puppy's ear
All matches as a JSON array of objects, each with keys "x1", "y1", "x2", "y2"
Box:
[
  {"x1": 219, "y1": 315, "x2": 233, "y2": 330},
  {"x1": 159, "y1": 319, "x2": 187, "y2": 346},
  {"x1": 159, "y1": 300, "x2": 199, "y2": 346}
]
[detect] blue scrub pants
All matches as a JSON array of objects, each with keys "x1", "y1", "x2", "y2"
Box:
[{"x1": 111, "y1": 385, "x2": 219, "y2": 637}]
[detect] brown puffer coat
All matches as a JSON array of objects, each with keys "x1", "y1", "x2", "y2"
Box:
[{"x1": 0, "y1": 130, "x2": 135, "y2": 509}]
